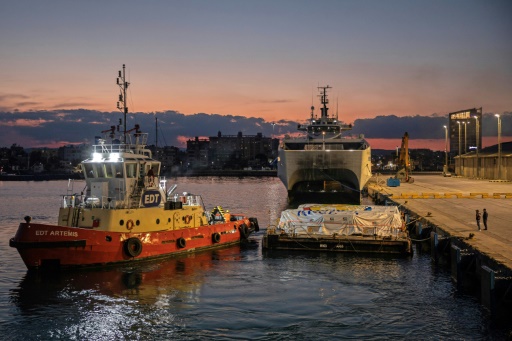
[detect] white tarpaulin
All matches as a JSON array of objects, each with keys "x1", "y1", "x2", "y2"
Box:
[{"x1": 277, "y1": 204, "x2": 404, "y2": 237}]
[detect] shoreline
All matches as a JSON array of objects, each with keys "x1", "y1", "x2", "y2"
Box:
[{"x1": 0, "y1": 170, "x2": 278, "y2": 181}]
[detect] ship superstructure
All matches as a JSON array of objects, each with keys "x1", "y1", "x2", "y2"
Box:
[{"x1": 277, "y1": 86, "x2": 372, "y2": 203}]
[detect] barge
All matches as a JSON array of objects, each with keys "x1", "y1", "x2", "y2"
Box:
[{"x1": 263, "y1": 204, "x2": 412, "y2": 255}]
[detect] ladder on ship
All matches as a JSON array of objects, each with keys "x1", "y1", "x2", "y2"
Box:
[{"x1": 130, "y1": 180, "x2": 144, "y2": 208}]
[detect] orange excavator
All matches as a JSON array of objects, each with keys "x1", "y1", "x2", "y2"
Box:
[{"x1": 396, "y1": 132, "x2": 414, "y2": 183}]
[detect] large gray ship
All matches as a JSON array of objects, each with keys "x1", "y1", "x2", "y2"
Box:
[{"x1": 277, "y1": 86, "x2": 372, "y2": 203}]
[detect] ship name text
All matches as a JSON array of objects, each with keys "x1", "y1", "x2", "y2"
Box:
[{"x1": 36, "y1": 230, "x2": 79, "y2": 237}]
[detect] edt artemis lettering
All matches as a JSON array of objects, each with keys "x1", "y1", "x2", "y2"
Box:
[{"x1": 144, "y1": 193, "x2": 160, "y2": 203}]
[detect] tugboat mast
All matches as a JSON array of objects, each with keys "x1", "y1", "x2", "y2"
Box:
[{"x1": 116, "y1": 64, "x2": 130, "y2": 144}]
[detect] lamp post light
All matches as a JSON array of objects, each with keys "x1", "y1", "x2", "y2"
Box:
[
  {"x1": 495, "y1": 114, "x2": 502, "y2": 179},
  {"x1": 463, "y1": 121, "x2": 469, "y2": 154},
  {"x1": 457, "y1": 121, "x2": 461, "y2": 174},
  {"x1": 457, "y1": 121, "x2": 461, "y2": 157},
  {"x1": 473, "y1": 116, "x2": 480, "y2": 154},
  {"x1": 443, "y1": 125, "x2": 448, "y2": 174}
]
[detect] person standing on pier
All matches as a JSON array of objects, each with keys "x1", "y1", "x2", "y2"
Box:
[
  {"x1": 483, "y1": 209, "x2": 488, "y2": 230},
  {"x1": 476, "y1": 210, "x2": 481, "y2": 231}
]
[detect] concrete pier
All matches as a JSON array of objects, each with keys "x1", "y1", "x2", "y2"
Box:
[{"x1": 368, "y1": 174, "x2": 512, "y2": 315}]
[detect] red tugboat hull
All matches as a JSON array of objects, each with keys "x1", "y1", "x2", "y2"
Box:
[{"x1": 10, "y1": 220, "x2": 255, "y2": 270}]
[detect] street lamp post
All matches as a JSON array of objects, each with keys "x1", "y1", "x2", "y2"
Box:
[
  {"x1": 473, "y1": 116, "x2": 479, "y2": 178},
  {"x1": 495, "y1": 114, "x2": 502, "y2": 179},
  {"x1": 457, "y1": 121, "x2": 461, "y2": 157},
  {"x1": 443, "y1": 125, "x2": 448, "y2": 174},
  {"x1": 463, "y1": 121, "x2": 469, "y2": 154},
  {"x1": 457, "y1": 121, "x2": 461, "y2": 174}
]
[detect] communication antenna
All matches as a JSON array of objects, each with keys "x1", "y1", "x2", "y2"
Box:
[
  {"x1": 336, "y1": 96, "x2": 339, "y2": 121},
  {"x1": 317, "y1": 85, "x2": 331, "y2": 119},
  {"x1": 310, "y1": 86, "x2": 315, "y2": 119},
  {"x1": 116, "y1": 64, "x2": 130, "y2": 143}
]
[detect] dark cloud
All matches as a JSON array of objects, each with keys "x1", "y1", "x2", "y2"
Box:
[
  {"x1": 352, "y1": 115, "x2": 446, "y2": 139},
  {"x1": 16, "y1": 101, "x2": 41, "y2": 107},
  {"x1": 51, "y1": 102, "x2": 98, "y2": 109},
  {"x1": 352, "y1": 113, "x2": 511, "y2": 139},
  {"x1": 0, "y1": 93, "x2": 29, "y2": 101},
  {"x1": 0, "y1": 109, "x2": 509, "y2": 148}
]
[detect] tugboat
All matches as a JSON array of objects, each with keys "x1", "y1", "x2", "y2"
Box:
[
  {"x1": 263, "y1": 204, "x2": 412, "y2": 255},
  {"x1": 277, "y1": 86, "x2": 372, "y2": 204},
  {"x1": 9, "y1": 65, "x2": 259, "y2": 270}
]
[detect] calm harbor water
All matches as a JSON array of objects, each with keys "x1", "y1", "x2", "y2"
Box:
[{"x1": 0, "y1": 177, "x2": 510, "y2": 340}]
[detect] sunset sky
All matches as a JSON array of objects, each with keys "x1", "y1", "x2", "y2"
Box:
[{"x1": 0, "y1": 0, "x2": 511, "y2": 149}]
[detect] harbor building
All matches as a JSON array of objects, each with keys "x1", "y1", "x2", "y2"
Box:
[
  {"x1": 186, "y1": 132, "x2": 278, "y2": 170},
  {"x1": 448, "y1": 108, "x2": 482, "y2": 157},
  {"x1": 448, "y1": 108, "x2": 511, "y2": 181},
  {"x1": 455, "y1": 141, "x2": 512, "y2": 181},
  {"x1": 186, "y1": 137, "x2": 210, "y2": 169}
]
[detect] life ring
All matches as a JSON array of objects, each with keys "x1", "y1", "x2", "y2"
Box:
[
  {"x1": 126, "y1": 219, "x2": 134, "y2": 230},
  {"x1": 212, "y1": 232, "x2": 221, "y2": 243},
  {"x1": 124, "y1": 237, "x2": 142, "y2": 257},
  {"x1": 183, "y1": 215, "x2": 192, "y2": 224},
  {"x1": 249, "y1": 217, "x2": 260, "y2": 232},
  {"x1": 177, "y1": 237, "x2": 186, "y2": 248},
  {"x1": 239, "y1": 224, "x2": 249, "y2": 239}
]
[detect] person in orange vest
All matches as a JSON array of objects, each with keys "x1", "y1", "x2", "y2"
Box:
[{"x1": 224, "y1": 210, "x2": 231, "y2": 222}]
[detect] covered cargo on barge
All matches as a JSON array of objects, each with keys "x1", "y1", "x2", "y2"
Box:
[{"x1": 263, "y1": 204, "x2": 412, "y2": 255}]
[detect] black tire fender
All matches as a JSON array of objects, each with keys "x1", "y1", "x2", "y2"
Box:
[
  {"x1": 249, "y1": 217, "x2": 259, "y2": 232},
  {"x1": 177, "y1": 237, "x2": 186, "y2": 248},
  {"x1": 212, "y1": 232, "x2": 221, "y2": 243},
  {"x1": 124, "y1": 237, "x2": 143, "y2": 258},
  {"x1": 239, "y1": 224, "x2": 249, "y2": 239}
]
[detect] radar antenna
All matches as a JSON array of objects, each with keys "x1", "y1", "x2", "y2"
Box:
[{"x1": 317, "y1": 85, "x2": 331, "y2": 119}]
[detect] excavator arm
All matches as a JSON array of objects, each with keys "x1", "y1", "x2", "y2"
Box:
[{"x1": 396, "y1": 132, "x2": 414, "y2": 183}]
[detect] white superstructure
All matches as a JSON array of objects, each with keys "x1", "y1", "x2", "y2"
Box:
[{"x1": 277, "y1": 86, "x2": 372, "y2": 203}]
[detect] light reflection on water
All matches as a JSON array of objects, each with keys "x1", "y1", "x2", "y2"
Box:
[{"x1": 0, "y1": 178, "x2": 509, "y2": 340}]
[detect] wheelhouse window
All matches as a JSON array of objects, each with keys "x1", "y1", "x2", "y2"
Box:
[
  {"x1": 84, "y1": 163, "x2": 95, "y2": 178},
  {"x1": 95, "y1": 164, "x2": 105, "y2": 178},
  {"x1": 126, "y1": 163, "x2": 136, "y2": 178},
  {"x1": 104, "y1": 163, "x2": 115, "y2": 178},
  {"x1": 114, "y1": 163, "x2": 124, "y2": 178}
]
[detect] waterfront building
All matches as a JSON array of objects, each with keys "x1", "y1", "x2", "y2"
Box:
[
  {"x1": 155, "y1": 146, "x2": 181, "y2": 174},
  {"x1": 455, "y1": 141, "x2": 512, "y2": 180},
  {"x1": 187, "y1": 131, "x2": 277, "y2": 170},
  {"x1": 186, "y1": 137, "x2": 210, "y2": 169},
  {"x1": 57, "y1": 144, "x2": 90, "y2": 163},
  {"x1": 448, "y1": 108, "x2": 482, "y2": 157}
]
